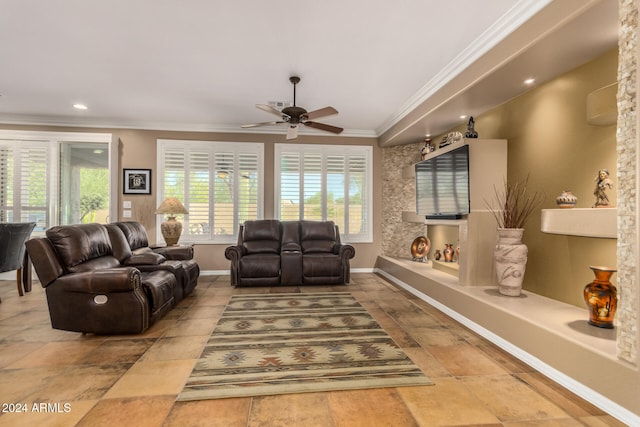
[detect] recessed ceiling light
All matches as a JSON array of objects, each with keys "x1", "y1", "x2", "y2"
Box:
[
  {"x1": 460, "y1": 115, "x2": 467, "y2": 119},
  {"x1": 73, "y1": 103, "x2": 88, "y2": 110},
  {"x1": 524, "y1": 78, "x2": 535, "y2": 85}
]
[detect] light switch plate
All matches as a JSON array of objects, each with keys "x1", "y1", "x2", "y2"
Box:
[
  {"x1": 123, "y1": 200, "x2": 132, "y2": 209},
  {"x1": 123, "y1": 210, "x2": 132, "y2": 218}
]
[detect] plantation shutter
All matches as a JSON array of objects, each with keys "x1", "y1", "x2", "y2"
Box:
[
  {"x1": 187, "y1": 149, "x2": 210, "y2": 239},
  {"x1": 19, "y1": 145, "x2": 48, "y2": 225},
  {"x1": 237, "y1": 151, "x2": 259, "y2": 226},
  {"x1": 157, "y1": 140, "x2": 263, "y2": 243},
  {"x1": 279, "y1": 151, "x2": 301, "y2": 220},
  {"x1": 0, "y1": 142, "x2": 48, "y2": 228},
  {"x1": 0, "y1": 146, "x2": 12, "y2": 222},
  {"x1": 274, "y1": 144, "x2": 372, "y2": 242}
]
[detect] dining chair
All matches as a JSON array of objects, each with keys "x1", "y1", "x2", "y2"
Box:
[{"x1": 0, "y1": 222, "x2": 36, "y2": 302}]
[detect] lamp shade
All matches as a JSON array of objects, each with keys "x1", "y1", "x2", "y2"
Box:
[{"x1": 155, "y1": 198, "x2": 188, "y2": 215}]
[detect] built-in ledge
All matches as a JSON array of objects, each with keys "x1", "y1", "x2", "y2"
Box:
[
  {"x1": 541, "y1": 208, "x2": 616, "y2": 238},
  {"x1": 401, "y1": 210, "x2": 424, "y2": 223},
  {"x1": 375, "y1": 255, "x2": 639, "y2": 424}
]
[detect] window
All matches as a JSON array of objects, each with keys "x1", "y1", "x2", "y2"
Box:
[
  {"x1": 275, "y1": 144, "x2": 372, "y2": 242},
  {"x1": 0, "y1": 142, "x2": 49, "y2": 228},
  {"x1": 157, "y1": 140, "x2": 263, "y2": 243},
  {"x1": 0, "y1": 130, "x2": 116, "y2": 232}
]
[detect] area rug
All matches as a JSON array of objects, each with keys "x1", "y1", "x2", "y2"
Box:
[{"x1": 178, "y1": 292, "x2": 433, "y2": 400}]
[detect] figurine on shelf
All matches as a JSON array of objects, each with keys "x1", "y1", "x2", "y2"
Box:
[
  {"x1": 464, "y1": 116, "x2": 478, "y2": 138},
  {"x1": 593, "y1": 168, "x2": 614, "y2": 208},
  {"x1": 420, "y1": 137, "x2": 434, "y2": 160},
  {"x1": 439, "y1": 131, "x2": 463, "y2": 148}
]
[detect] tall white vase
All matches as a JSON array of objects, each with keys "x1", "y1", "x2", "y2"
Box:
[{"x1": 494, "y1": 228, "x2": 528, "y2": 296}]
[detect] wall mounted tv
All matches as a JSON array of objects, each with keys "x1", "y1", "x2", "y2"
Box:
[{"x1": 415, "y1": 144, "x2": 470, "y2": 220}]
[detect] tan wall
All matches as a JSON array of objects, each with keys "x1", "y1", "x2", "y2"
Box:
[
  {"x1": 0, "y1": 124, "x2": 382, "y2": 271},
  {"x1": 432, "y1": 48, "x2": 619, "y2": 307}
]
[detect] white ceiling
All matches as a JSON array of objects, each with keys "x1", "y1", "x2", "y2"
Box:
[{"x1": 0, "y1": 0, "x2": 618, "y2": 144}]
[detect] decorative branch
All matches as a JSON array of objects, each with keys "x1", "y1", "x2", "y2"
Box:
[{"x1": 485, "y1": 176, "x2": 544, "y2": 229}]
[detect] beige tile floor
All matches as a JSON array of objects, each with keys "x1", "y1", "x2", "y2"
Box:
[{"x1": 0, "y1": 273, "x2": 626, "y2": 426}]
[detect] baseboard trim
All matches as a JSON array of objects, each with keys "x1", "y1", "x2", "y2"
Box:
[
  {"x1": 200, "y1": 270, "x2": 229, "y2": 276},
  {"x1": 375, "y1": 268, "x2": 640, "y2": 426},
  {"x1": 200, "y1": 268, "x2": 376, "y2": 276}
]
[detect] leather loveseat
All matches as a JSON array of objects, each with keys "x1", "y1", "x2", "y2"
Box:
[
  {"x1": 107, "y1": 221, "x2": 200, "y2": 301},
  {"x1": 225, "y1": 220, "x2": 355, "y2": 287},
  {"x1": 25, "y1": 223, "x2": 197, "y2": 334}
]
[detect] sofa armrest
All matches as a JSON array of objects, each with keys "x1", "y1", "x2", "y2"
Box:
[
  {"x1": 25, "y1": 237, "x2": 64, "y2": 287},
  {"x1": 335, "y1": 244, "x2": 356, "y2": 259},
  {"x1": 53, "y1": 267, "x2": 142, "y2": 294},
  {"x1": 124, "y1": 252, "x2": 166, "y2": 266},
  {"x1": 224, "y1": 245, "x2": 245, "y2": 260},
  {"x1": 152, "y1": 245, "x2": 194, "y2": 260},
  {"x1": 225, "y1": 245, "x2": 245, "y2": 286}
]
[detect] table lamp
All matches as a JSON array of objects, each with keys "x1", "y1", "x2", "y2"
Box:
[{"x1": 155, "y1": 197, "x2": 188, "y2": 246}]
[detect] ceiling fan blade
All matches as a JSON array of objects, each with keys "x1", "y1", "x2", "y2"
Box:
[
  {"x1": 286, "y1": 124, "x2": 299, "y2": 140},
  {"x1": 241, "y1": 121, "x2": 284, "y2": 128},
  {"x1": 304, "y1": 121, "x2": 344, "y2": 134},
  {"x1": 305, "y1": 106, "x2": 338, "y2": 121},
  {"x1": 256, "y1": 104, "x2": 289, "y2": 118}
]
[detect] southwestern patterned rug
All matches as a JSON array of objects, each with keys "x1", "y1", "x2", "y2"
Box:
[{"x1": 178, "y1": 292, "x2": 433, "y2": 401}]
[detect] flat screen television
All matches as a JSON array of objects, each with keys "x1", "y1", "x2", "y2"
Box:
[{"x1": 415, "y1": 144, "x2": 470, "y2": 219}]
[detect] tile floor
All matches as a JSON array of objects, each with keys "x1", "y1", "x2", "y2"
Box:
[{"x1": 0, "y1": 273, "x2": 626, "y2": 426}]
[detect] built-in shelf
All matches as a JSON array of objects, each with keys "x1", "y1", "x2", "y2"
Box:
[
  {"x1": 541, "y1": 208, "x2": 616, "y2": 238},
  {"x1": 401, "y1": 210, "x2": 424, "y2": 223},
  {"x1": 432, "y1": 259, "x2": 460, "y2": 276}
]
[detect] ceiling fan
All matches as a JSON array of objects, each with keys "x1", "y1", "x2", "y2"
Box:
[{"x1": 242, "y1": 76, "x2": 344, "y2": 140}]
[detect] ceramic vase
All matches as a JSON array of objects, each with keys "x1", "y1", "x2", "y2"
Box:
[
  {"x1": 494, "y1": 228, "x2": 528, "y2": 296},
  {"x1": 583, "y1": 266, "x2": 617, "y2": 328},
  {"x1": 443, "y1": 244, "x2": 454, "y2": 262},
  {"x1": 556, "y1": 190, "x2": 578, "y2": 208},
  {"x1": 434, "y1": 250, "x2": 441, "y2": 261}
]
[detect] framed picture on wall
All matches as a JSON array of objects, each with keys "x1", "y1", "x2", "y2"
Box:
[{"x1": 123, "y1": 169, "x2": 152, "y2": 195}]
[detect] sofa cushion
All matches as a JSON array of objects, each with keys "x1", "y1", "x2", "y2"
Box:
[
  {"x1": 113, "y1": 221, "x2": 150, "y2": 251},
  {"x1": 46, "y1": 224, "x2": 115, "y2": 273},
  {"x1": 300, "y1": 220, "x2": 337, "y2": 253},
  {"x1": 105, "y1": 224, "x2": 134, "y2": 263},
  {"x1": 303, "y1": 253, "x2": 342, "y2": 278},
  {"x1": 242, "y1": 220, "x2": 281, "y2": 254},
  {"x1": 239, "y1": 254, "x2": 280, "y2": 278}
]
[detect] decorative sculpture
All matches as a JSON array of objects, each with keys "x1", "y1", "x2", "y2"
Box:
[
  {"x1": 464, "y1": 116, "x2": 478, "y2": 138},
  {"x1": 420, "y1": 137, "x2": 434, "y2": 160},
  {"x1": 593, "y1": 169, "x2": 614, "y2": 208}
]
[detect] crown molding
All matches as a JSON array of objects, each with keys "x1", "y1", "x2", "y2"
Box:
[{"x1": 375, "y1": 0, "x2": 553, "y2": 136}]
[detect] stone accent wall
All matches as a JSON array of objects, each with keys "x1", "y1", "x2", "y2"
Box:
[
  {"x1": 381, "y1": 142, "x2": 425, "y2": 258},
  {"x1": 616, "y1": 0, "x2": 638, "y2": 365}
]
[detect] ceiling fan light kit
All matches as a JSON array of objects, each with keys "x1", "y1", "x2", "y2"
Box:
[{"x1": 242, "y1": 76, "x2": 343, "y2": 140}]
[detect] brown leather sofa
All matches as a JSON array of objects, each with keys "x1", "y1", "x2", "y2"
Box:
[
  {"x1": 107, "y1": 221, "x2": 200, "y2": 301},
  {"x1": 25, "y1": 223, "x2": 196, "y2": 334},
  {"x1": 225, "y1": 220, "x2": 355, "y2": 287}
]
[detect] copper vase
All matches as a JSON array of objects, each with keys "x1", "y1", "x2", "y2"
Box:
[
  {"x1": 583, "y1": 266, "x2": 617, "y2": 329},
  {"x1": 443, "y1": 244, "x2": 454, "y2": 262}
]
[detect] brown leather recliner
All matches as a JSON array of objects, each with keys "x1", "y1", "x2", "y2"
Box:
[
  {"x1": 225, "y1": 220, "x2": 355, "y2": 287},
  {"x1": 225, "y1": 220, "x2": 282, "y2": 287},
  {"x1": 107, "y1": 221, "x2": 199, "y2": 301},
  {"x1": 26, "y1": 223, "x2": 177, "y2": 334},
  {"x1": 299, "y1": 220, "x2": 355, "y2": 285}
]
